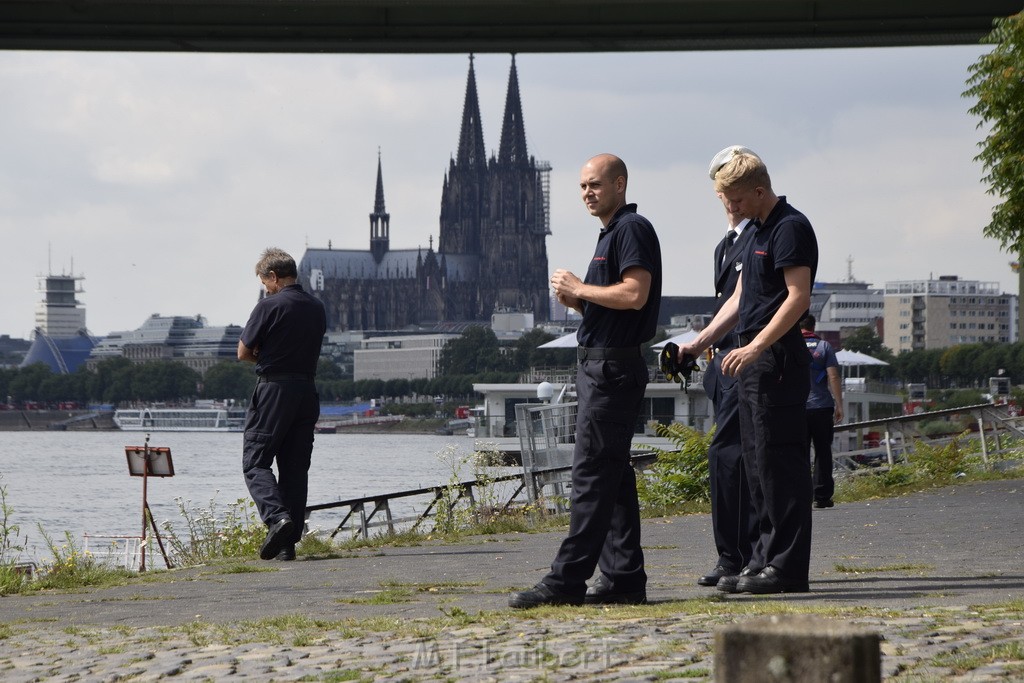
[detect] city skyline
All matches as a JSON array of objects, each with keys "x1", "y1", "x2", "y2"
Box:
[{"x1": 0, "y1": 46, "x2": 1013, "y2": 338}]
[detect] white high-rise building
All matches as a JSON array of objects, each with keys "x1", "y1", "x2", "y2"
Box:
[{"x1": 34, "y1": 272, "x2": 87, "y2": 337}]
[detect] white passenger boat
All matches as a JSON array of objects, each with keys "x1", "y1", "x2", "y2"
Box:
[{"x1": 113, "y1": 403, "x2": 246, "y2": 432}]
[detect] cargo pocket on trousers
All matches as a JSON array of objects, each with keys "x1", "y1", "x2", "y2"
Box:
[
  {"x1": 242, "y1": 430, "x2": 272, "y2": 472},
  {"x1": 591, "y1": 407, "x2": 635, "y2": 459}
]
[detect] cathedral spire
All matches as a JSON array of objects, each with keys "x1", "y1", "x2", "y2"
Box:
[
  {"x1": 369, "y1": 149, "x2": 390, "y2": 263},
  {"x1": 497, "y1": 54, "x2": 528, "y2": 167},
  {"x1": 373, "y1": 147, "x2": 387, "y2": 214},
  {"x1": 456, "y1": 54, "x2": 487, "y2": 170}
]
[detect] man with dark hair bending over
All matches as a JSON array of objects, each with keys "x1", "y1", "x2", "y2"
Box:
[{"x1": 238, "y1": 247, "x2": 326, "y2": 561}]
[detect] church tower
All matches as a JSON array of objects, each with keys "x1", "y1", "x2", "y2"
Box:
[
  {"x1": 369, "y1": 151, "x2": 390, "y2": 263},
  {"x1": 439, "y1": 55, "x2": 488, "y2": 258},
  {"x1": 484, "y1": 55, "x2": 551, "y2": 320}
]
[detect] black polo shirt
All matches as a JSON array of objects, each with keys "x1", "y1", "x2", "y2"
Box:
[
  {"x1": 576, "y1": 204, "x2": 662, "y2": 348},
  {"x1": 240, "y1": 283, "x2": 327, "y2": 376},
  {"x1": 737, "y1": 196, "x2": 818, "y2": 337}
]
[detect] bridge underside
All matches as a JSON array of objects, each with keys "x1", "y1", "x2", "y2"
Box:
[{"x1": 0, "y1": 1, "x2": 1019, "y2": 54}]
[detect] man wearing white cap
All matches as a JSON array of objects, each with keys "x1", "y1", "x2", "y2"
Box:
[
  {"x1": 679, "y1": 150, "x2": 817, "y2": 594},
  {"x1": 695, "y1": 146, "x2": 760, "y2": 590}
]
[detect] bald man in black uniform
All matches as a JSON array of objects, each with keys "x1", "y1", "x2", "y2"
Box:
[{"x1": 510, "y1": 153, "x2": 662, "y2": 608}]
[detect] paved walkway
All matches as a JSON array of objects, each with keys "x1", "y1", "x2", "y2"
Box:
[{"x1": 0, "y1": 479, "x2": 1022, "y2": 681}]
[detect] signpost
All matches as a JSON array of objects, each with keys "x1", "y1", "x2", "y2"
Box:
[{"x1": 125, "y1": 435, "x2": 174, "y2": 571}]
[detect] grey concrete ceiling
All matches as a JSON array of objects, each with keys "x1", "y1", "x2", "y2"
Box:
[{"x1": 0, "y1": 1, "x2": 1020, "y2": 53}]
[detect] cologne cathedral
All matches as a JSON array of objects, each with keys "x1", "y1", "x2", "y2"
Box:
[{"x1": 298, "y1": 56, "x2": 551, "y2": 331}]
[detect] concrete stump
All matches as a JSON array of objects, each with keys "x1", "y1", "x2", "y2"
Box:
[{"x1": 715, "y1": 614, "x2": 880, "y2": 682}]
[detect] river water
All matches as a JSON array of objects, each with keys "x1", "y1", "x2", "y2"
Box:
[{"x1": 0, "y1": 431, "x2": 507, "y2": 563}]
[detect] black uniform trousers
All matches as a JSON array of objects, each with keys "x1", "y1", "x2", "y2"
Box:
[
  {"x1": 544, "y1": 356, "x2": 649, "y2": 596},
  {"x1": 806, "y1": 407, "x2": 836, "y2": 504},
  {"x1": 242, "y1": 378, "x2": 320, "y2": 544},
  {"x1": 736, "y1": 331, "x2": 813, "y2": 579},
  {"x1": 704, "y1": 352, "x2": 759, "y2": 572}
]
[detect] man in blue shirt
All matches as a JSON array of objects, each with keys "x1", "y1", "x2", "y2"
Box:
[
  {"x1": 510, "y1": 153, "x2": 662, "y2": 608},
  {"x1": 800, "y1": 315, "x2": 843, "y2": 508},
  {"x1": 679, "y1": 150, "x2": 817, "y2": 594}
]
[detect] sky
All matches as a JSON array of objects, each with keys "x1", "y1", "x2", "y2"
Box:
[{"x1": 0, "y1": 45, "x2": 1011, "y2": 339}]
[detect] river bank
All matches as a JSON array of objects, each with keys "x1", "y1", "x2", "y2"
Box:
[{"x1": 0, "y1": 409, "x2": 444, "y2": 433}]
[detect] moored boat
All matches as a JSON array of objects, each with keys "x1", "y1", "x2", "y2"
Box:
[{"x1": 113, "y1": 402, "x2": 246, "y2": 432}]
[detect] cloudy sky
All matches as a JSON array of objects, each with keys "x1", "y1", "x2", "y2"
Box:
[{"x1": 0, "y1": 45, "x2": 1009, "y2": 339}]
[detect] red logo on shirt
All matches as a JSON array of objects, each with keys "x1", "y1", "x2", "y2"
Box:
[
  {"x1": 754, "y1": 250, "x2": 768, "y2": 256},
  {"x1": 593, "y1": 257, "x2": 607, "y2": 262}
]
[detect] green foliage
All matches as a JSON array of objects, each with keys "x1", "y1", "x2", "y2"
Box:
[
  {"x1": 512, "y1": 328, "x2": 574, "y2": 370},
  {"x1": 431, "y1": 444, "x2": 518, "y2": 537},
  {"x1": 907, "y1": 437, "x2": 969, "y2": 482},
  {"x1": 636, "y1": 423, "x2": 712, "y2": 513},
  {"x1": 889, "y1": 348, "x2": 947, "y2": 386},
  {"x1": 842, "y1": 325, "x2": 893, "y2": 362},
  {"x1": 161, "y1": 497, "x2": 265, "y2": 566},
  {"x1": 964, "y1": 11, "x2": 1024, "y2": 255},
  {"x1": 33, "y1": 528, "x2": 134, "y2": 590},
  {"x1": 437, "y1": 326, "x2": 511, "y2": 375},
  {"x1": 201, "y1": 361, "x2": 256, "y2": 401},
  {"x1": 0, "y1": 480, "x2": 29, "y2": 595},
  {"x1": 0, "y1": 478, "x2": 24, "y2": 565}
]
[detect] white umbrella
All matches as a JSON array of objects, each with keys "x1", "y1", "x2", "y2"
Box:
[{"x1": 538, "y1": 331, "x2": 578, "y2": 348}]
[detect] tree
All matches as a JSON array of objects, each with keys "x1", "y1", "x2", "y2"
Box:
[
  {"x1": 841, "y1": 325, "x2": 892, "y2": 361},
  {"x1": 511, "y1": 328, "x2": 574, "y2": 370},
  {"x1": 202, "y1": 361, "x2": 256, "y2": 401},
  {"x1": 964, "y1": 12, "x2": 1024, "y2": 255},
  {"x1": 131, "y1": 361, "x2": 201, "y2": 402},
  {"x1": 437, "y1": 326, "x2": 510, "y2": 375}
]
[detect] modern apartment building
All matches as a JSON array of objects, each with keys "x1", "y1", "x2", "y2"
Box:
[
  {"x1": 883, "y1": 275, "x2": 1017, "y2": 353},
  {"x1": 353, "y1": 334, "x2": 459, "y2": 381},
  {"x1": 809, "y1": 281, "x2": 884, "y2": 343}
]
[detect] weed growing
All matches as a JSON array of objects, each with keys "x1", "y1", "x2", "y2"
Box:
[{"x1": 161, "y1": 495, "x2": 264, "y2": 565}]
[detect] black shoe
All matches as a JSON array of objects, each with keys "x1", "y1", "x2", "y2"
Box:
[
  {"x1": 259, "y1": 517, "x2": 295, "y2": 560},
  {"x1": 275, "y1": 545, "x2": 296, "y2": 561},
  {"x1": 813, "y1": 499, "x2": 835, "y2": 509},
  {"x1": 697, "y1": 564, "x2": 738, "y2": 587},
  {"x1": 734, "y1": 565, "x2": 809, "y2": 594},
  {"x1": 509, "y1": 583, "x2": 584, "y2": 609},
  {"x1": 584, "y1": 574, "x2": 647, "y2": 605},
  {"x1": 717, "y1": 566, "x2": 760, "y2": 594}
]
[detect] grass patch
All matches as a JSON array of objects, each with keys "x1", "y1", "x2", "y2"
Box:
[
  {"x1": 834, "y1": 562, "x2": 934, "y2": 574},
  {"x1": 336, "y1": 581, "x2": 415, "y2": 605},
  {"x1": 204, "y1": 563, "x2": 277, "y2": 575},
  {"x1": 651, "y1": 668, "x2": 712, "y2": 680},
  {"x1": 298, "y1": 670, "x2": 375, "y2": 683},
  {"x1": 382, "y1": 580, "x2": 486, "y2": 594}
]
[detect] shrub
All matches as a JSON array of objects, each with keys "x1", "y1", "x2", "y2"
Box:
[
  {"x1": 637, "y1": 422, "x2": 712, "y2": 513},
  {"x1": 161, "y1": 496, "x2": 264, "y2": 566}
]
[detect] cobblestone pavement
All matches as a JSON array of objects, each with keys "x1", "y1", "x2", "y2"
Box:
[{"x1": 0, "y1": 480, "x2": 1022, "y2": 681}]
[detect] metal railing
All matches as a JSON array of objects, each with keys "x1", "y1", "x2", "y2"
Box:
[{"x1": 833, "y1": 402, "x2": 1024, "y2": 470}]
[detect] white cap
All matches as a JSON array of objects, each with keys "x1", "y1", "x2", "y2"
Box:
[{"x1": 708, "y1": 145, "x2": 758, "y2": 180}]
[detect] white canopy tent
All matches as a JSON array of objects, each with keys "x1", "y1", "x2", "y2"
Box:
[
  {"x1": 835, "y1": 349, "x2": 889, "y2": 379},
  {"x1": 835, "y1": 349, "x2": 889, "y2": 367},
  {"x1": 537, "y1": 331, "x2": 578, "y2": 349}
]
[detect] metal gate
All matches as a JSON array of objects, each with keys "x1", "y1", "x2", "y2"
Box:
[{"x1": 515, "y1": 401, "x2": 578, "y2": 503}]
